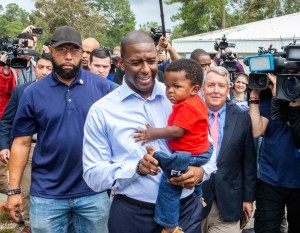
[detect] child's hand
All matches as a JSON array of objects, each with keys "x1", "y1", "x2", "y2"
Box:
[{"x1": 134, "y1": 123, "x2": 154, "y2": 145}]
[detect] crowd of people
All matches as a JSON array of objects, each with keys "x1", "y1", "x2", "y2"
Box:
[{"x1": 0, "y1": 24, "x2": 299, "y2": 233}]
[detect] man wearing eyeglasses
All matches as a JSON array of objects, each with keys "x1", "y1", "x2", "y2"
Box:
[{"x1": 6, "y1": 26, "x2": 115, "y2": 233}]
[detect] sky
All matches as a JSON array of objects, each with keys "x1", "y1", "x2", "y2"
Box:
[{"x1": 2, "y1": 0, "x2": 181, "y2": 31}]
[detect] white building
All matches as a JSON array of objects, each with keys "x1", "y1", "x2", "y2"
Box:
[{"x1": 172, "y1": 12, "x2": 300, "y2": 58}]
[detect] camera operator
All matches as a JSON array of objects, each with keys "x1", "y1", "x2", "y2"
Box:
[
  {"x1": 248, "y1": 73, "x2": 300, "y2": 233},
  {"x1": 0, "y1": 33, "x2": 37, "y2": 85},
  {"x1": 213, "y1": 46, "x2": 244, "y2": 73},
  {"x1": 270, "y1": 75, "x2": 300, "y2": 149},
  {"x1": 288, "y1": 101, "x2": 300, "y2": 149}
]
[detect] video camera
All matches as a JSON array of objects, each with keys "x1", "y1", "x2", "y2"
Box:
[
  {"x1": 244, "y1": 41, "x2": 300, "y2": 101},
  {"x1": 0, "y1": 35, "x2": 36, "y2": 68},
  {"x1": 214, "y1": 34, "x2": 236, "y2": 51},
  {"x1": 150, "y1": 27, "x2": 171, "y2": 46},
  {"x1": 214, "y1": 35, "x2": 237, "y2": 77}
]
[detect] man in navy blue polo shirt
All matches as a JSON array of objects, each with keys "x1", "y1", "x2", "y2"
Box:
[{"x1": 6, "y1": 26, "x2": 116, "y2": 233}]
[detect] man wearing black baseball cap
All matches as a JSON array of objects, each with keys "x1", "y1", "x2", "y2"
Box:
[{"x1": 6, "y1": 25, "x2": 115, "y2": 233}]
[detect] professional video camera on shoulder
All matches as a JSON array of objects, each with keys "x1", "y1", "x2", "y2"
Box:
[
  {"x1": 0, "y1": 35, "x2": 36, "y2": 68},
  {"x1": 276, "y1": 40, "x2": 300, "y2": 101},
  {"x1": 243, "y1": 45, "x2": 285, "y2": 91},
  {"x1": 214, "y1": 35, "x2": 237, "y2": 73}
]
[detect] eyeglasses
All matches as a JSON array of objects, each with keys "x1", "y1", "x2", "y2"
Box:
[{"x1": 55, "y1": 47, "x2": 82, "y2": 56}]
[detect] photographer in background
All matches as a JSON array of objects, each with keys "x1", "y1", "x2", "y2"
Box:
[
  {"x1": 248, "y1": 73, "x2": 300, "y2": 233},
  {"x1": 22, "y1": 25, "x2": 43, "y2": 62},
  {"x1": 213, "y1": 40, "x2": 244, "y2": 73},
  {"x1": 0, "y1": 33, "x2": 37, "y2": 85}
]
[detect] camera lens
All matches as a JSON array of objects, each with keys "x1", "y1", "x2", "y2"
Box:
[
  {"x1": 282, "y1": 76, "x2": 300, "y2": 100},
  {"x1": 255, "y1": 75, "x2": 268, "y2": 88}
]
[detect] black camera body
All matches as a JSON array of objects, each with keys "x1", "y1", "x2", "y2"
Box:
[
  {"x1": 0, "y1": 35, "x2": 36, "y2": 68},
  {"x1": 276, "y1": 43, "x2": 300, "y2": 101},
  {"x1": 244, "y1": 46, "x2": 285, "y2": 89},
  {"x1": 150, "y1": 27, "x2": 171, "y2": 46},
  {"x1": 214, "y1": 35, "x2": 237, "y2": 80},
  {"x1": 214, "y1": 34, "x2": 236, "y2": 51},
  {"x1": 244, "y1": 42, "x2": 300, "y2": 101}
]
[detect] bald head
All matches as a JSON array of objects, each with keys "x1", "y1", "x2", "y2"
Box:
[
  {"x1": 81, "y1": 37, "x2": 100, "y2": 70},
  {"x1": 121, "y1": 30, "x2": 154, "y2": 59}
]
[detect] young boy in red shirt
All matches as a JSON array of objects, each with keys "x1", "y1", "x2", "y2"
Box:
[{"x1": 134, "y1": 58, "x2": 214, "y2": 233}]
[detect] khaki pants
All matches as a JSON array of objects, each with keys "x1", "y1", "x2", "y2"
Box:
[
  {"x1": 202, "y1": 201, "x2": 241, "y2": 233},
  {"x1": 20, "y1": 143, "x2": 35, "y2": 227},
  {"x1": 0, "y1": 161, "x2": 8, "y2": 193}
]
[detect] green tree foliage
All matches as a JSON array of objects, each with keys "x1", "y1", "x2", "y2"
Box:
[
  {"x1": 34, "y1": 0, "x2": 106, "y2": 41},
  {"x1": 87, "y1": 0, "x2": 135, "y2": 49},
  {"x1": 0, "y1": 3, "x2": 30, "y2": 38},
  {"x1": 166, "y1": 0, "x2": 300, "y2": 39},
  {"x1": 139, "y1": 22, "x2": 159, "y2": 33}
]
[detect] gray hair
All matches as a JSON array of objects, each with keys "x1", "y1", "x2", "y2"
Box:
[{"x1": 203, "y1": 66, "x2": 231, "y2": 87}]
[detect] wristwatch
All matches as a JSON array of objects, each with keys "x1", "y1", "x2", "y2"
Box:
[{"x1": 6, "y1": 188, "x2": 22, "y2": 195}]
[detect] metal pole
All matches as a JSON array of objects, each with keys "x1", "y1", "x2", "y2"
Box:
[{"x1": 159, "y1": 0, "x2": 166, "y2": 37}]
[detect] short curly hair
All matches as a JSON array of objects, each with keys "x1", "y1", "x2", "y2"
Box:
[{"x1": 165, "y1": 58, "x2": 203, "y2": 86}]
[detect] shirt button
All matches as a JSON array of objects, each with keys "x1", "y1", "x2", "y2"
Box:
[{"x1": 68, "y1": 99, "x2": 71, "y2": 102}]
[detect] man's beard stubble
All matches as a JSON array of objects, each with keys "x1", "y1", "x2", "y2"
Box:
[{"x1": 52, "y1": 58, "x2": 82, "y2": 80}]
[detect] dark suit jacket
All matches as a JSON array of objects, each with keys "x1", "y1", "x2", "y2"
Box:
[
  {"x1": 0, "y1": 82, "x2": 33, "y2": 149},
  {"x1": 202, "y1": 100, "x2": 257, "y2": 222}
]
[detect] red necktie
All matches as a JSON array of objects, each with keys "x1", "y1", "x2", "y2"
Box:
[{"x1": 210, "y1": 112, "x2": 219, "y2": 151}]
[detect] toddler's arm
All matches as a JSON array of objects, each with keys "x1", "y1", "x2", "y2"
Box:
[{"x1": 134, "y1": 123, "x2": 186, "y2": 145}]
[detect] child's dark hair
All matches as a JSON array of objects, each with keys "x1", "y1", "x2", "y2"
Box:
[{"x1": 165, "y1": 58, "x2": 203, "y2": 86}]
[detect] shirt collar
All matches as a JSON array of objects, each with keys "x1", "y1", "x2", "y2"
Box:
[
  {"x1": 49, "y1": 69, "x2": 85, "y2": 87},
  {"x1": 208, "y1": 103, "x2": 226, "y2": 120},
  {"x1": 119, "y1": 76, "x2": 165, "y2": 102}
]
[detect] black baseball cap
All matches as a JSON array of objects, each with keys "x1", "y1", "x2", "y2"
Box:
[{"x1": 50, "y1": 26, "x2": 82, "y2": 48}]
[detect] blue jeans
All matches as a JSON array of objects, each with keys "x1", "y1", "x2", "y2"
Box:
[
  {"x1": 30, "y1": 192, "x2": 110, "y2": 233},
  {"x1": 154, "y1": 143, "x2": 213, "y2": 228}
]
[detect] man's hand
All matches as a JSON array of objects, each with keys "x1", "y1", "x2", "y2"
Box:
[
  {"x1": 138, "y1": 146, "x2": 160, "y2": 176},
  {"x1": 168, "y1": 166, "x2": 204, "y2": 189},
  {"x1": 158, "y1": 36, "x2": 169, "y2": 50},
  {"x1": 22, "y1": 25, "x2": 35, "y2": 35},
  {"x1": 289, "y1": 100, "x2": 300, "y2": 107},
  {"x1": 249, "y1": 89, "x2": 260, "y2": 99},
  {"x1": 0, "y1": 149, "x2": 10, "y2": 164},
  {"x1": 243, "y1": 201, "x2": 254, "y2": 219},
  {"x1": 268, "y1": 73, "x2": 277, "y2": 96},
  {"x1": 7, "y1": 194, "x2": 24, "y2": 222}
]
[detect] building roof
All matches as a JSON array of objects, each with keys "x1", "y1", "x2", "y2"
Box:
[{"x1": 172, "y1": 12, "x2": 300, "y2": 55}]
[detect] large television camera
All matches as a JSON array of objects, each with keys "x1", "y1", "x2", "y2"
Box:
[
  {"x1": 276, "y1": 42, "x2": 300, "y2": 101},
  {"x1": 0, "y1": 35, "x2": 36, "y2": 68},
  {"x1": 244, "y1": 41, "x2": 300, "y2": 101}
]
